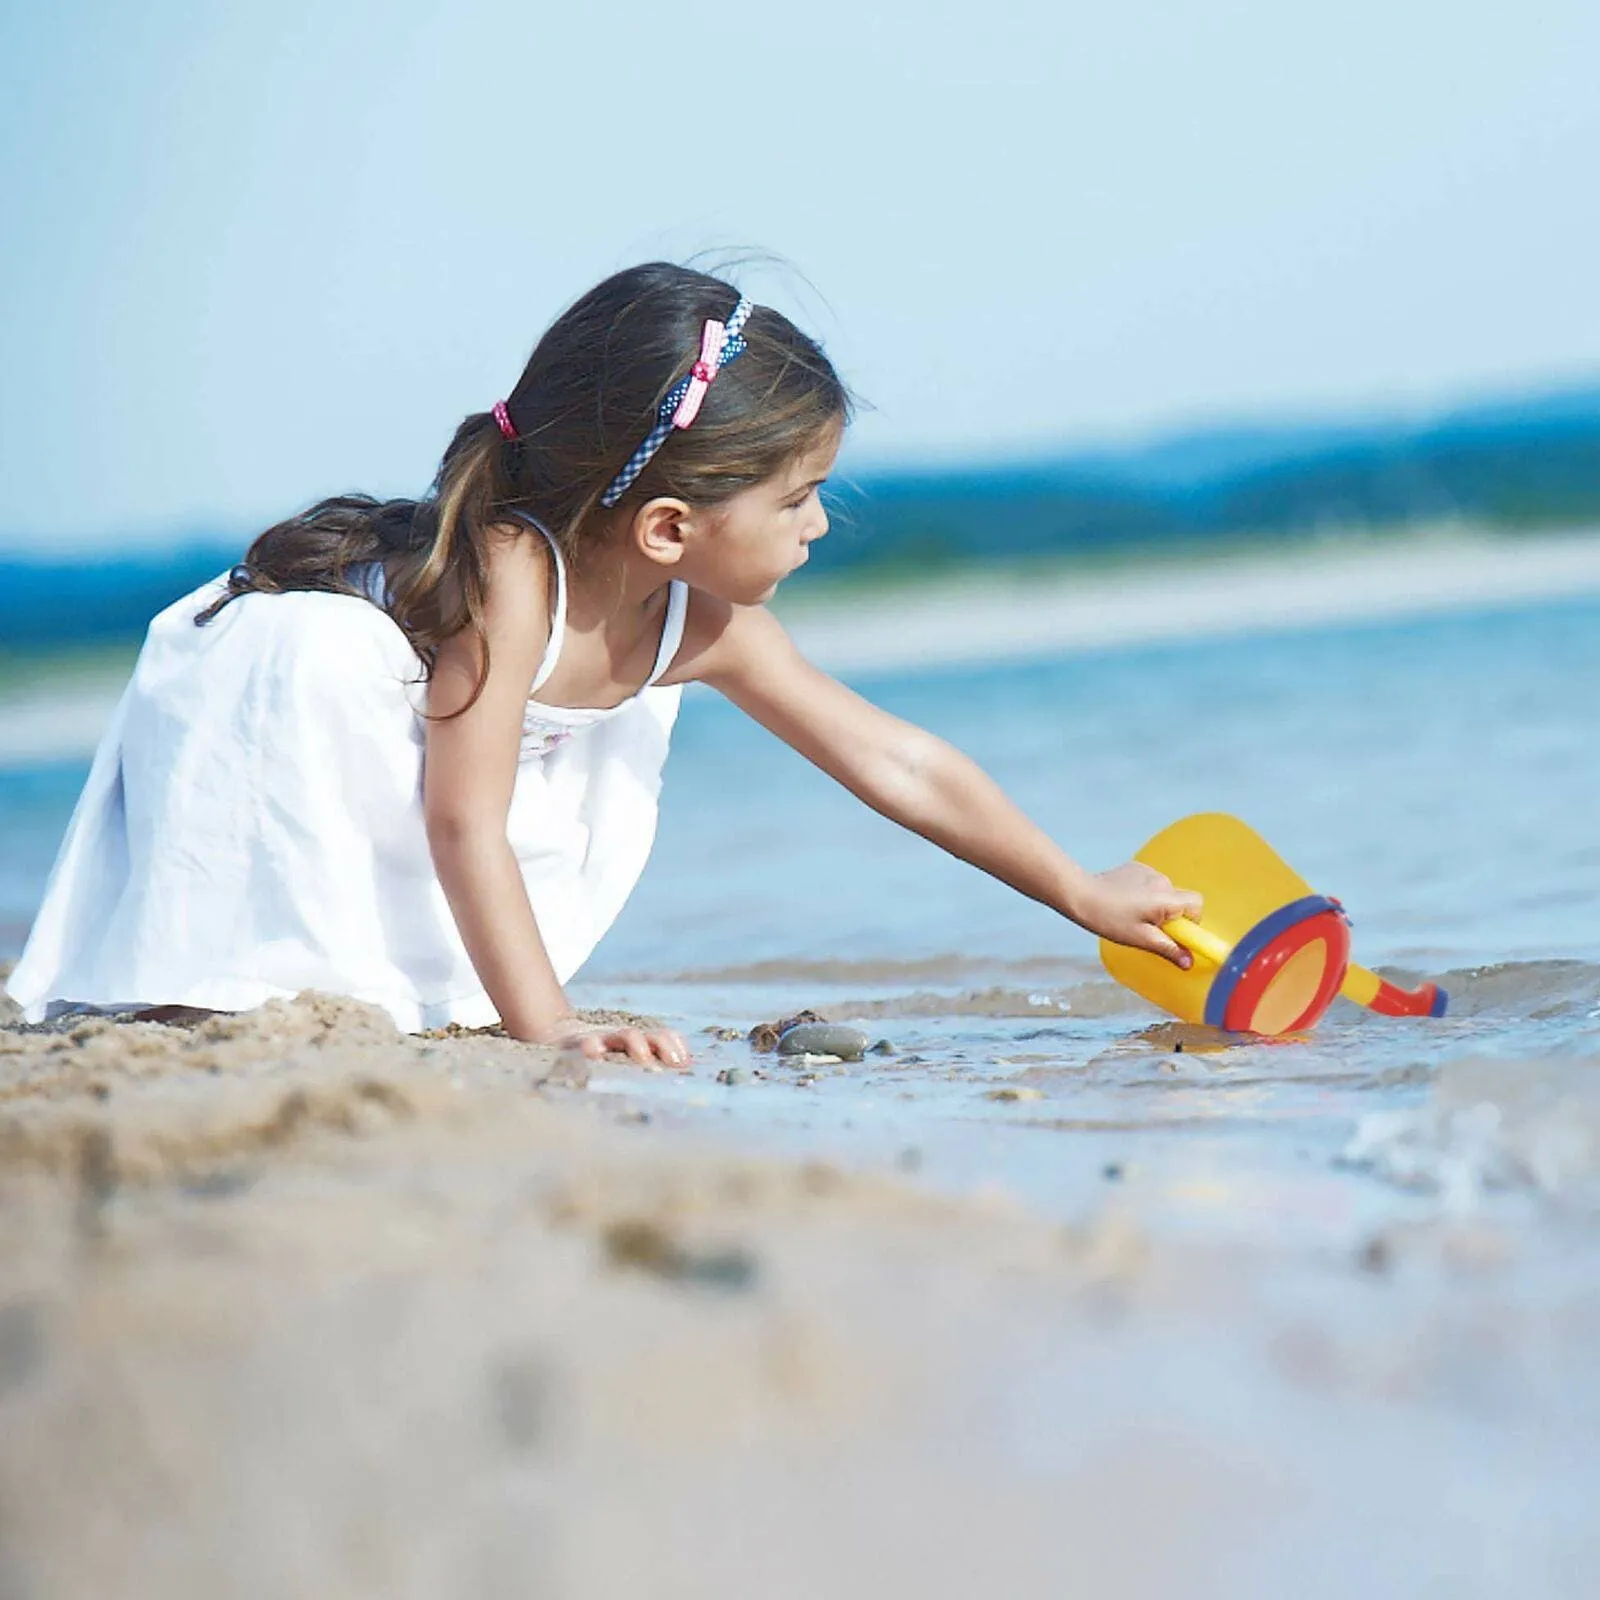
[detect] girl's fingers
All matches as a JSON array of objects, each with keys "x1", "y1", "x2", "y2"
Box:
[
  {"x1": 654, "y1": 1030, "x2": 690, "y2": 1067},
  {"x1": 552, "y1": 1025, "x2": 693, "y2": 1067},
  {"x1": 1141, "y1": 922, "x2": 1192, "y2": 969}
]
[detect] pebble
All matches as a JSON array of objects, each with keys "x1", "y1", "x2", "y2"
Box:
[
  {"x1": 868, "y1": 1038, "x2": 897, "y2": 1056},
  {"x1": 776, "y1": 1022, "x2": 869, "y2": 1061},
  {"x1": 985, "y1": 1086, "x2": 1043, "y2": 1102},
  {"x1": 716, "y1": 1066, "x2": 751, "y2": 1086},
  {"x1": 747, "y1": 1009, "x2": 824, "y2": 1052}
]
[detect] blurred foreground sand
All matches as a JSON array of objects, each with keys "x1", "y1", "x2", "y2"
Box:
[{"x1": 3, "y1": 988, "x2": 1598, "y2": 1598}]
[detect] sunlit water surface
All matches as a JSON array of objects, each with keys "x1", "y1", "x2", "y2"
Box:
[{"x1": 5, "y1": 597, "x2": 1599, "y2": 1238}]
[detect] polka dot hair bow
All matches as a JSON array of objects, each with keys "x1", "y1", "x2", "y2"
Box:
[{"x1": 600, "y1": 297, "x2": 754, "y2": 507}]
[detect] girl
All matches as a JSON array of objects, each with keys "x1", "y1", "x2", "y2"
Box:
[{"x1": 7, "y1": 263, "x2": 1200, "y2": 1062}]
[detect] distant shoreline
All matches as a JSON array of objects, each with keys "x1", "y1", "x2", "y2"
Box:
[
  {"x1": 778, "y1": 526, "x2": 1600, "y2": 677},
  {"x1": 4, "y1": 527, "x2": 1599, "y2": 765}
]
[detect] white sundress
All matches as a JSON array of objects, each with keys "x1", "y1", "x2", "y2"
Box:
[{"x1": 5, "y1": 527, "x2": 688, "y2": 1032}]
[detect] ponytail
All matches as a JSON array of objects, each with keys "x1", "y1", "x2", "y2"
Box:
[{"x1": 197, "y1": 412, "x2": 510, "y2": 717}]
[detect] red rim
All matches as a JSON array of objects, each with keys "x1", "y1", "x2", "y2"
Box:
[{"x1": 1220, "y1": 908, "x2": 1352, "y2": 1035}]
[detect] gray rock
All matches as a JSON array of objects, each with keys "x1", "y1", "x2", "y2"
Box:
[
  {"x1": 716, "y1": 1065, "x2": 751, "y2": 1086},
  {"x1": 776, "y1": 1022, "x2": 869, "y2": 1061},
  {"x1": 868, "y1": 1037, "x2": 897, "y2": 1056}
]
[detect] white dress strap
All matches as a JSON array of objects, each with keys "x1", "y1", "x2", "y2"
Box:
[
  {"x1": 526, "y1": 522, "x2": 567, "y2": 694},
  {"x1": 645, "y1": 582, "x2": 689, "y2": 687}
]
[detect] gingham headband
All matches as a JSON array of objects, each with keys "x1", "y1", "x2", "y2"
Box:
[{"x1": 598, "y1": 297, "x2": 755, "y2": 507}]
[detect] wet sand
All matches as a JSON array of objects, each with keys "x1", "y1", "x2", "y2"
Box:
[{"x1": 3, "y1": 983, "x2": 1598, "y2": 1598}]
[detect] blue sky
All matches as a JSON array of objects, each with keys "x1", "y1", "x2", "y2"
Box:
[{"x1": 1, "y1": 0, "x2": 1597, "y2": 548}]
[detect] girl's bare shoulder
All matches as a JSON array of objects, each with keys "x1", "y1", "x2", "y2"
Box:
[{"x1": 660, "y1": 589, "x2": 798, "y2": 692}]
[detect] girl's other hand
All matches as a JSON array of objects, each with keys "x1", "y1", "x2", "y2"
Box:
[
  {"x1": 538, "y1": 1015, "x2": 692, "y2": 1068},
  {"x1": 1076, "y1": 862, "x2": 1203, "y2": 968}
]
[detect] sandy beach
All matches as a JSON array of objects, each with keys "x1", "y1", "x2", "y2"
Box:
[
  {"x1": 5, "y1": 527, "x2": 1600, "y2": 765},
  {"x1": 4, "y1": 532, "x2": 1600, "y2": 1596},
  {"x1": 778, "y1": 525, "x2": 1600, "y2": 677},
  {"x1": 3, "y1": 975, "x2": 1598, "y2": 1598}
]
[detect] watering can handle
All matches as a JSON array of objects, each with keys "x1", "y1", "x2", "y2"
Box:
[
  {"x1": 1163, "y1": 918, "x2": 1449, "y2": 1018},
  {"x1": 1163, "y1": 916, "x2": 1232, "y2": 968}
]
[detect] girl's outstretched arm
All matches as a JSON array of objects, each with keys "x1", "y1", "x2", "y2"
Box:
[
  {"x1": 423, "y1": 531, "x2": 688, "y2": 1063},
  {"x1": 687, "y1": 602, "x2": 1201, "y2": 964}
]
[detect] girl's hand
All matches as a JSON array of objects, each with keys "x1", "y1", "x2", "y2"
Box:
[
  {"x1": 537, "y1": 1015, "x2": 692, "y2": 1068},
  {"x1": 1075, "y1": 862, "x2": 1203, "y2": 968}
]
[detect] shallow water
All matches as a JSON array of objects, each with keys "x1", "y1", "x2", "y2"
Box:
[
  {"x1": 560, "y1": 597, "x2": 1600, "y2": 1237},
  {"x1": 5, "y1": 595, "x2": 1600, "y2": 1231}
]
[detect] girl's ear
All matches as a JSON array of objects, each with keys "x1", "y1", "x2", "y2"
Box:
[{"x1": 630, "y1": 496, "x2": 693, "y2": 569}]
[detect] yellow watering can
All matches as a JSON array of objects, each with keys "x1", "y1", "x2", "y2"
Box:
[{"x1": 1100, "y1": 813, "x2": 1448, "y2": 1037}]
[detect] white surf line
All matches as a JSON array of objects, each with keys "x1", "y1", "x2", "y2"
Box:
[
  {"x1": 0, "y1": 676, "x2": 127, "y2": 766},
  {"x1": 5, "y1": 532, "x2": 1600, "y2": 764},
  {"x1": 782, "y1": 531, "x2": 1600, "y2": 676}
]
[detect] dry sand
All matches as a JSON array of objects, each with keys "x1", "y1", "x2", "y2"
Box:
[{"x1": 3, "y1": 987, "x2": 1597, "y2": 1598}]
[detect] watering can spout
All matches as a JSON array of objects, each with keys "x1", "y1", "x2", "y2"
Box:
[{"x1": 1103, "y1": 815, "x2": 1450, "y2": 1037}]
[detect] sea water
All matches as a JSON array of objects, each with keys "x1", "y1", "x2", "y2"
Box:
[
  {"x1": 570, "y1": 594, "x2": 1600, "y2": 1244},
  {"x1": 4, "y1": 594, "x2": 1599, "y2": 1236}
]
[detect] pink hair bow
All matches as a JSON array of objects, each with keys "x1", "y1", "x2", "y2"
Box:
[{"x1": 670, "y1": 318, "x2": 730, "y2": 430}]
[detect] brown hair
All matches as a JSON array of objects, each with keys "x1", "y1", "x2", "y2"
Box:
[{"x1": 197, "y1": 262, "x2": 852, "y2": 710}]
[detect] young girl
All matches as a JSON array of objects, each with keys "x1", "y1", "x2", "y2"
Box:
[{"x1": 7, "y1": 263, "x2": 1199, "y2": 1062}]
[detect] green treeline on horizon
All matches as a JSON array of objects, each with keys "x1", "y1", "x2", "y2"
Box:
[{"x1": 4, "y1": 382, "x2": 1600, "y2": 649}]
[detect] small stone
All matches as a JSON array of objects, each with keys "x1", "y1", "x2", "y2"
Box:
[
  {"x1": 1174, "y1": 1040, "x2": 1185, "y2": 1053},
  {"x1": 748, "y1": 1009, "x2": 825, "y2": 1052},
  {"x1": 868, "y1": 1038, "x2": 897, "y2": 1056},
  {"x1": 1357, "y1": 1234, "x2": 1390, "y2": 1274},
  {"x1": 1101, "y1": 1162, "x2": 1124, "y2": 1181},
  {"x1": 716, "y1": 1065, "x2": 751, "y2": 1086},
  {"x1": 776, "y1": 1023, "x2": 869, "y2": 1061},
  {"x1": 985, "y1": 1086, "x2": 1043, "y2": 1102},
  {"x1": 601, "y1": 1218, "x2": 757, "y2": 1291}
]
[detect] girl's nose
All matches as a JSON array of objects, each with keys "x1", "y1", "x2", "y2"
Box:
[{"x1": 806, "y1": 504, "x2": 829, "y2": 544}]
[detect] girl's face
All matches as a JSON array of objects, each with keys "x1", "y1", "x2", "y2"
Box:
[{"x1": 691, "y1": 424, "x2": 842, "y2": 606}]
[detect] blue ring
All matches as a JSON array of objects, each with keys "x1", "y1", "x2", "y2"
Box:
[{"x1": 1202, "y1": 894, "x2": 1349, "y2": 1030}]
